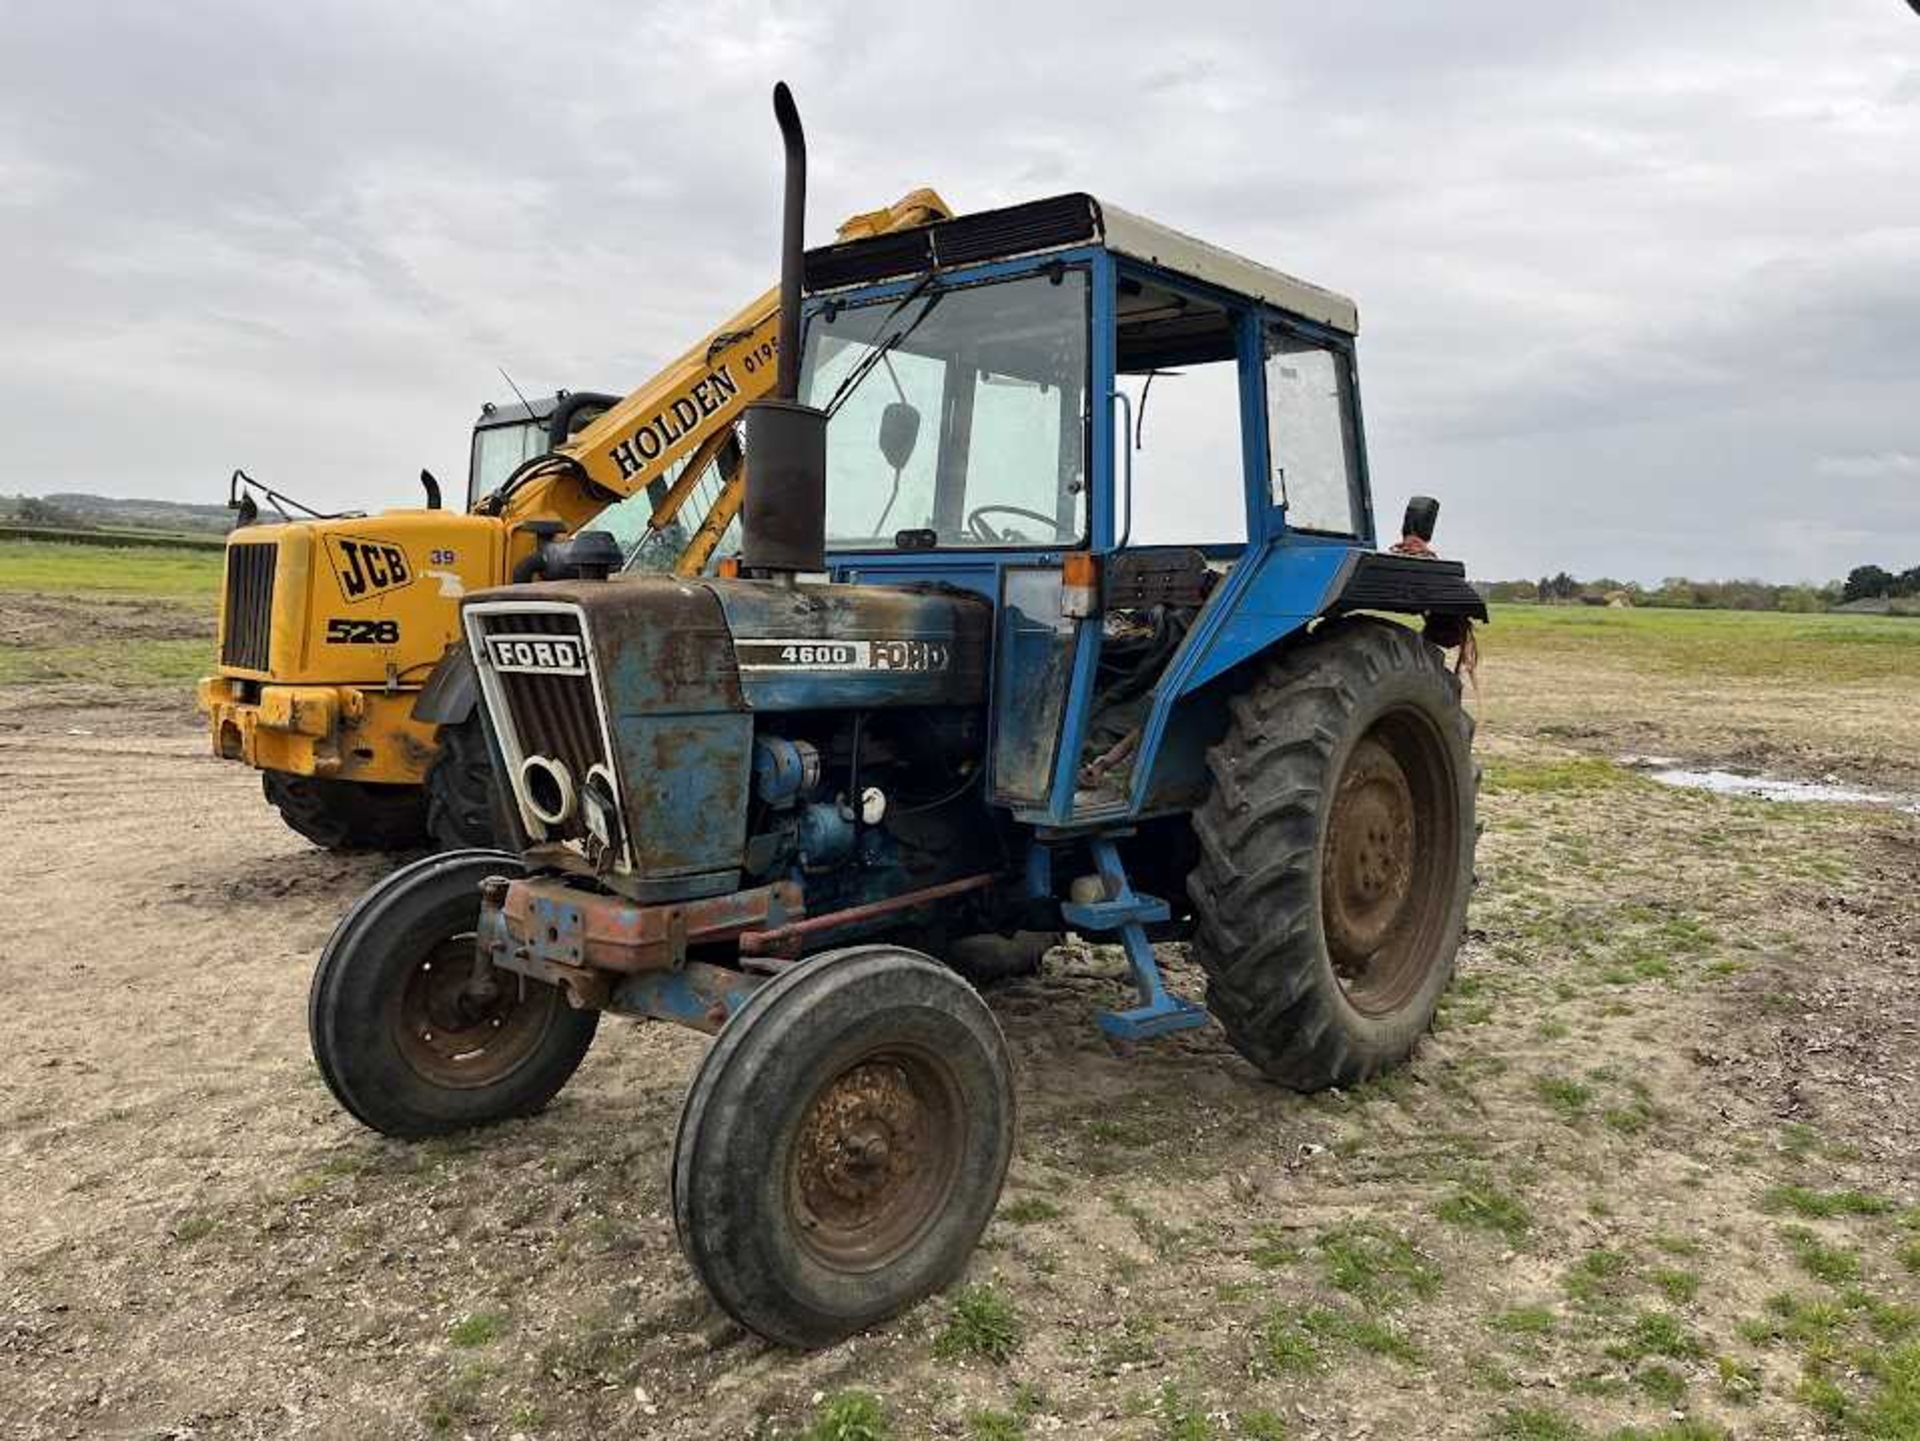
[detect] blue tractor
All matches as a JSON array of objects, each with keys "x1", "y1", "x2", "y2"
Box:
[{"x1": 309, "y1": 85, "x2": 1486, "y2": 1348}]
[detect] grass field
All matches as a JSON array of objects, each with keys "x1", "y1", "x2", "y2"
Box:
[
  {"x1": 0, "y1": 538, "x2": 219, "y2": 688},
  {"x1": 0, "y1": 536, "x2": 224, "y2": 602},
  {"x1": 1481, "y1": 604, "x2": 1920, "y2": 685}
]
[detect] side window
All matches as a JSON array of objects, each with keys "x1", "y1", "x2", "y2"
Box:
[
  {"x1": 1264, "y1": 329, "x2": 1361, "y2": 535},
  {"x1": 1115, "y1": 359, "x2": 1246, "y2": 545}
]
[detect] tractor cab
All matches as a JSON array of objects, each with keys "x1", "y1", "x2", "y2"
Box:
[{"x1": 792, "y1": 194, "x2": 1478, "y2": 828}]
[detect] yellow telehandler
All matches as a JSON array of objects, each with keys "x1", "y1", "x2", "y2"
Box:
[{"x1": 198, "y1": 189, "x2": 950, "y2": 850}]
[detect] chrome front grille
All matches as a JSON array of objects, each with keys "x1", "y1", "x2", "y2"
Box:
[
  {"x1": 467, "y1": 604, "x2": 613, "y2": 850},
  {"x1": 220, "y1": 541, "x2": 277, "y2": 672}
]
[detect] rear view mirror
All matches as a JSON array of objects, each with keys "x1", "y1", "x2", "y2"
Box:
[{"x1": 878, "y1": 401, "x2": 921, "y2": 472}]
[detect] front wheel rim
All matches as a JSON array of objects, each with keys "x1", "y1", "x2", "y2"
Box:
[
  {"x1": 786, "y1": 1045, "x2": 965, "y2": 1273},
  {"x1": 393, "y1": 936, "x2": 554, "y2": 1088}
]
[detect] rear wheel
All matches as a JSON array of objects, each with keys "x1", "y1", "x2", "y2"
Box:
[
  {"x1": 672, "y1": 946, "x2": 1015, "y2": 1349},
  {"x1": 264, "y1": 770, "x2": 429, "y2": 852},
  {"x1": 424, "y1": 717, "x2": 510, "y2": 851},
  {"x1": 308, "y1": 849, "x2": 598, "y2": 1137},
  {"x1": 1187, "y1": 617, "x2": 1475, "y2": 1089}
]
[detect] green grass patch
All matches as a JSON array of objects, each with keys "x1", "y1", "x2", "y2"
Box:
[
  {"x1": 448, "y1": 1312, "x2": 505, "y2": 1348},
  {"x1": 965, "y1": 1408, "x2": 1025, "y2": 1441},
  {"x1": 1489, "y1": 1306, "x2": 1557, "y2": 1337},
  {"x1": 1487, "y1": 1405, "x2": 1583, "y2": 1440},
  {"x1": 1535, "y1": 1076, "x2": 1595, "y2": 1121},
  {"x1": 0, "y1": 537, "x2": 224, "y2": 600},
  {"x1": 1650, "y1": 1267, "x2": 1701, "y2": 1304},
  {"x1": 805, "y1": 1390, "x2": 889, "y2": 1441},
  {"x1": 1610, "y1": 1310, "x2": 1705, "y2": 1361},
  {"x1": 1782, "y1": 1226, "x2": 1863, "y2": 1286},
  {"x1": 1565, "y1": 1248, "x2": 1633, "y2": 1306},
  {"x1": 998, "y1": 1196, "x2": 1062, "y2": 1225},
  {"x1": 1156, "y1": 1383, "x2": 1216, "y2": 1441},
  {"x1": 1316, "y1": 1221, "x2": 1442, "y2": 1306},
  {"x1": 1761, "y1": 1185, "x2": 1892, "y2": 1219},
  {"x1": 1437, "y1": 1179, "x2": 1533, "y2": 1244},
  {"x1": 1239, "y1": 1410, "x2": 1289, "y2": 1440},
  {"x1": 1482, "y1": 758, "x2": 1628, "y2": 796},
  {"x1": 1265, "y1": 1305, "x2": 1420, "y2": 1368},
  {"x1": 0, "y1": 636, "x2": 212, "y2": 687},
  {"x1": 935, "y1": 1284, "x2": 1023, "y2": 1364}
]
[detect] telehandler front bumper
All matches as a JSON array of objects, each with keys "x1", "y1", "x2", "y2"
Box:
[{"x1": 197, "y1": 676, "x2": 439, "y2": 785}]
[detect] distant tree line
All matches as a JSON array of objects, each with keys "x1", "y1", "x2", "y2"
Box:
[
  {"x1": 1840, "y1": 564, "x2": 1920, "y2": 602},
  {"x1": 1485, "y1": 567, "x2": 1919, "y2": 613}
]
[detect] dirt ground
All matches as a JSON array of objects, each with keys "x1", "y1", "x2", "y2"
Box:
[{"x1": 1, "y1": 599, "x2": 1916, "y2": 1441}]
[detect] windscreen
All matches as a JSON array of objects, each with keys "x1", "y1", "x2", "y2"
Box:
[{"x1": 800, "y1": 269, "x2": 1090, "y2": 549}]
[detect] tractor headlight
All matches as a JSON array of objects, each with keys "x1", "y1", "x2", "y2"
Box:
[
  {"x1": 518, "y1": 754, "x2": 576, "y2": 827},
  {"x1": 581, "y1": 765, "x2": 623, "y2": 854}
]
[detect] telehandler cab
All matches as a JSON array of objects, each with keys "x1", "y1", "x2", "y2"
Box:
[{"x1": 310, "y1": 84, "x2": 1486, "y2": 1348}]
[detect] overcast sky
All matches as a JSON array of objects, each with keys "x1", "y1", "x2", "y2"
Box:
[{"x1": 3, "y1": 1, "x2": 1916, "y2": 582}]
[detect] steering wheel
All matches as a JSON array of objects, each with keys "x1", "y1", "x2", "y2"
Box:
[{"x1": 966, "y1": 504, "x2": 1067, "y2": 544}]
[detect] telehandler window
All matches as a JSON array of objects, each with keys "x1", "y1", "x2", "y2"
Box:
[{"x1": 803, "y1": 269, "x2": 1089, "y2": 550}]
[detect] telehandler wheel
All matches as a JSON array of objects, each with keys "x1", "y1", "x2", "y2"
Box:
[
  {"x1": 308, "y1": 849, "x2": 597, "y2": 1138},
  {"x1": 263, "y1": 770, "x2": 429, "y2": 852},
  {"x1": 424, "y1": 717, "x2": 509, "y2": 851},
  {"x1": 1188, "y1": 616, "x2": 1475, "y2": 1090},
  {"x1": 672, "y1": 946, "x2": 1015, "y2": 1349}
]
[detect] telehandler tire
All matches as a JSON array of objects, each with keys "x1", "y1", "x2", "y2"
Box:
[
  {"x1": 424, "y1": 717, "x2": 509, "y2": 851},
  {"x1": 308, "y1": 849, "x2": 597, "y2": 1137},
  {"x1": 1187, "y1": 616, "x2": 1475, "y2": 1090},
  {"x1": 672, "y1": 946, "x2": 1015, "y2": 1349},
  {"x1": 263, "y1": 770, "x2": 429, "y2": 852}
]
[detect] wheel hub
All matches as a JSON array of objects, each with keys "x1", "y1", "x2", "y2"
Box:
[
  {"x1": 396, "y1": 938, "x2": 550, "y2": 1088},
  {"x1": 790, "y1": 1055, "x2": 959, "y2": 1271},
  {"x1": 1324, "y1": 736, "x2": 1419, "y2": 991}
]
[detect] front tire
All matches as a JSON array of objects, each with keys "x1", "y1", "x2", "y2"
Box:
[
  {"x1": 308, "y1": 849, "x2": 598, "y2": 1137},
  {"x1": 264, "y1": 771, "x2": 429, "y2": 852},
  {"x1": 672, "y1": 946, "x2": 1015, "y2": 1349},
  {"x1": 1187, "y1": 617, "x2": 1475, "y2": 1089}
]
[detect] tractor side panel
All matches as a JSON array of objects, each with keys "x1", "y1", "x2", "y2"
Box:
[{"x1": 699, "y1": 579, "x2": 992, "y2": 712}]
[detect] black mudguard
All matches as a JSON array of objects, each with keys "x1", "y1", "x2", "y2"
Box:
[{"x1": 411, "y1": 644, "x2": 480, "y2": 725}]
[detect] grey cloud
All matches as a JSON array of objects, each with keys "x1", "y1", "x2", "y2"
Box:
[{"x1": 1, "y1": 0, "x2": 1916, "y2": 583}]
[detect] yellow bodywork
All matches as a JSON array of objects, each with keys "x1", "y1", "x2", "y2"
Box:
[{"x1": 199, "y1": 189, "x2": 950, "y2": 792}]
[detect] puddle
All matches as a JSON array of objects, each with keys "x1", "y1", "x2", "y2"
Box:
[{"x1": 1620, "y1": 756, "x2": 1920, "y2": 813}]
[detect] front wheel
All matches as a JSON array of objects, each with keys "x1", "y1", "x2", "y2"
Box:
[
  {"x1": 308, "y1": 849, "x2": 598, "y2": 1137},
  {"x1": 264, "y1": 770, "x2": 429, "y2": 852},
  {"x1": 1187, "y1": 617, "x2": 1476, "y2": 1089},
  {"x1": 672, "y1": 946, "x2": 1015, "y2": 1349}
]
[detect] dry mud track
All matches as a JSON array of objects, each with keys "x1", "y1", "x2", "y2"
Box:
[{"x1": 0, "y1": 683, "x2": 1916, "y2": 1441}]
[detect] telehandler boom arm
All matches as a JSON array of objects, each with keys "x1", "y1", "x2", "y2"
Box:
[{"x1": 487, "y1": 189, "x2": 950, "y2": 569}]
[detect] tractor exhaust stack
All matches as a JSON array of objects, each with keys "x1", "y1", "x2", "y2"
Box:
[{"x1": 739, "y1": 80, "x2": 828, "y2": 577}]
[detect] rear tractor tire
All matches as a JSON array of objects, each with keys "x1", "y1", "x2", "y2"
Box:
[
  {"x1": 308, "y1": 849, "x2": 598, "y2": 1138},
  {"x1": 1188, "y1": 616, "x2": 1475, "y2": 1090},
  {"x1": 264, "y1": 770, "x2": 430, "y2": 852},
  {"x1": 672, "y1": 946, "x2": 1016, "y2": 1349}
]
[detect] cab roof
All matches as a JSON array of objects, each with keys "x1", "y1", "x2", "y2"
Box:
[{"x1": 803, "y1": 191, "x2": 1358, "y2": 335}]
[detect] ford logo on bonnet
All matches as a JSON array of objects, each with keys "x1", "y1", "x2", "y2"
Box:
[{"x1": 486, "y1": 635, "x2": 587, "y2": 675}]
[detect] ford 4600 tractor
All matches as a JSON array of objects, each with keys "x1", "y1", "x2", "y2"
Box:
[{"x1": 309, "y1": 85, "x2": 1486, "y2": 1348}]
